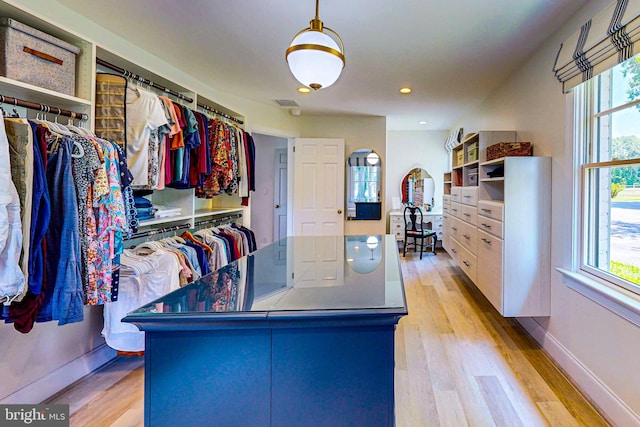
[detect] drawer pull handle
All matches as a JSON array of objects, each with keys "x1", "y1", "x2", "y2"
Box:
[
  {"x1": 481, "y1": 223, "x2": 492, "y2": 229},
  {"x1": 451, "y1": 227, "x2": 457, "y2": 231},
  {"x1": 463, "y1": 234, "x2": 470, "y2": 240},
  {"x1": 463, "y1": 213, "x2": 470, "y2": 217},
  {"x1": 481, "y1": 208, "x2": 492, "y2": 213},
  {"x1": 481, "y1": 237, "x2": 492, "y2": 245},
  {"x1": 463, "y1": 261, "x2": 470, "y2": 267},
  {"x1": 452, "y1": 208, "x2": 457, "y2": 212},
  {"x1": 451, "y1": 248, "x2": 457, "y2": 253},
  {"x1": 23, "y1": 46, "x2": 63, "y2": 65}
]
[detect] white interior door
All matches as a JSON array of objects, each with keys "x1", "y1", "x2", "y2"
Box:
[
  {"x1": 292, "y1": 138, "x2": 345, "y2": 236},
  {"x1": 273, "y1": 148, "x2": 287, "y2": 261},
  {"x1": 273, "y1": 148, "x2": 288, "y2": 241}
]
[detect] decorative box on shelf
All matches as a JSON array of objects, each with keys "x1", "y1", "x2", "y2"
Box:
[
  {"x1": 486, "y1": 141, "x2": 532, "y2": 161},
  {"x1": 0, "y1": 17, "x2": 80, "y2": 96}
]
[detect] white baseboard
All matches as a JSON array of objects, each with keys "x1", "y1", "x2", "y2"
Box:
[
  {"x1": 0, "y1": 344, "x2": 116, "y2": 404},
  {"x1": 518, "y1": 318, "x2": 640, "y2": 427}
]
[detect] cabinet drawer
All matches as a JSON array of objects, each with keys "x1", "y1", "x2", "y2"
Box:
[
  {"x1": 443, "y1": 194, "x2": 451, "y2": 205},
  {"x1": 458, "y1": 220, "x2": 477, "y2": 254},
  {"x1": 477, "y1": 200, "x2": 504, "y2": 222},
  {"x1": 460, "y1": 205, "x2": 477, "y2": 226},
  {"x1": 461, "y1": 187, "x2": 478, "y2": 206},
  {"x1": 448, "y1": 236, "x2": 459, "y2": 263},
  {"x1": 451, "y1": 187, "x2": 462, "y2": 203},
  {"x1": 450, "y1": 202, "x2": 462, "y2": 220},
  {"x1": 477, "y1": 215, "x2": 503, "y2": 239},
  {"x1": 457, "y1": 243, "x2": 477, "y2": 284},
  {"x1": 449, "y1": 216, "x2": 463, "y2": 242},
  {"x1": 424, "y1": 214, "x2": 443, "y2": 228},
  {"x1": 442, "y1": 204, "x2": 451, "y2": 214},
  {"x1": 477, "y1": 229, "x2": 504, "y2": 312}
]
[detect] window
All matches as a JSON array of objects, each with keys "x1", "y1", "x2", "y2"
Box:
[
  {"x1": 351, "y1": 165, "x2": 379, "y2": 203},
  {"x1": 576, "y1": 54, "x2": 640, "y2": 294}
]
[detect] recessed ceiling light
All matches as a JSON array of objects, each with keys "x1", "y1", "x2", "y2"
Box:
[
  {"x1": 298, "y1": 86, "x2": 311, "y2": 94},
  {"x1": 418, "y1": 121, "x2": 427, "y2": 125},
  {"x1": 400, "y1": 87, "x2": 412, "y2": 94}
]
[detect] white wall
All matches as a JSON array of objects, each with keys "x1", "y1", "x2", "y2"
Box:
[
  {"x1": 453, "y1": 0, "x2": 640, "y2": 425},
  {"x1": 251, "y1": 133, "x2": 288, "y2": 249},
  {"x1": 297, "y1": 115, "x2": 387, "y2": 236},
  {"x1": 385, "y1": 130, "x2": 449, "y2": 228}
]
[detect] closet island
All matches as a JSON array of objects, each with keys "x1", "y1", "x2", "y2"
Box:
[{"x1": 123, "y1": 234, "x2": 407, "y2": 427}]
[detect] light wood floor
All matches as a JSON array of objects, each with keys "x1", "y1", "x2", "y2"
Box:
[{"x1": 46, "y1": 251, "x2": 610, "y2": 427}]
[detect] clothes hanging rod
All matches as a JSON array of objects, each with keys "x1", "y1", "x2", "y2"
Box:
[
  {"x1": 0, "y1": 94, "x2": 88, "y2": 121},
  {"x1": 124, "y1": 223, "x2": 191, "y2": 241},
  {"x1": 196, "y1": 102, "x2": 244, "y2": 125},
  {"x1": 194, "y1": 213, "x2": 243, "y2": 227},
  {"x1": 96, "y1": 58, "x2": 194, "y2": 103}
]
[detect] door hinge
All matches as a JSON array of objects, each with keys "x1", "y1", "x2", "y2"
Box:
[
  {"x1": 291, "y1": 272, "x2": 294, "y2": 279},
  {"x1": 293, "y1": 146, "x2": 295, "y2": 152}
]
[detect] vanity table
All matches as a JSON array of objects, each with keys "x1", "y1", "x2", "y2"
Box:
[
  {"x1": 390, "y1": 208, "x2": 443, "y2": 246},
  {"x1": 123, "y1": 235, "x2": 407, "y2": 427}
]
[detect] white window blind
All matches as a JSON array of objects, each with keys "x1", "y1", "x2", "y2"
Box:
[{"x1": 554, "y1": 0, "x2": 640, "y2": 92}]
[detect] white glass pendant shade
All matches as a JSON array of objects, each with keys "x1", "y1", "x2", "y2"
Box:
[{"x1": 287, "y1": 29, "x2": 344, "y2": 90}]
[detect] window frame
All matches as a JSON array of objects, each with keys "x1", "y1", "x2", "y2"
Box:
[{"x1": 562, "y1": 66, "x2": 640, "y2": 326}]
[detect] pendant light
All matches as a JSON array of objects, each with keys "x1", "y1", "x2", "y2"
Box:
[{"x1": 285, "y1": 0, "x2": 345, "y2": 90}]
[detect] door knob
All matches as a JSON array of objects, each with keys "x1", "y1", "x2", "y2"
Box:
[
  {"x1": 275, "y1": 204, "x2": 280, "y2": 208},
  {"x1": 338, "y1": 209, "x2": 343, "y2": 214}
]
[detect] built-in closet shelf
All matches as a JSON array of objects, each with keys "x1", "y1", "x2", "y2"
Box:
[
  {"x1": 95, "y1": 46, "x2": 196, "y2": 102},
  {"x1": 139, "y1": 215, "x2": 194, "y2": 228},
  {"x1": 194, "y1": 208, "x2": 244, "y2": 219},
  {"x1": 0, "y1": 76, "x2": 92, "y2": 108},
  {"x1": 481, "y1": 157, "x2": 507, "y2": 166},
  {"x1": 480, "y1": 177, "x2": 505, "y2": 182}
]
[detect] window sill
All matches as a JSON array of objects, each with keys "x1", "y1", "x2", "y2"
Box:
[{"x1": 557, "y1": 268, "x2": 640, "y2": 327}]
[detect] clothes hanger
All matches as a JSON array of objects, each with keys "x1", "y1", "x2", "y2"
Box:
[{"x1": 0, "y1": 95, "x2": 7, "y2": 117}]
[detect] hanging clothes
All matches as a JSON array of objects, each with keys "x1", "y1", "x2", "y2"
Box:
[
  {"x1": 0, "y1": 113, "x2": 26, "y2": 306},
  {"x1": 39, "y1": 137, "x2": 84, "y2": 325},
  {"x1": 125, "y1": 85, "x2": 168, "y2": 187},
  {"x1": 4, "y1": 119, "x2": 33, "y2": 302}
]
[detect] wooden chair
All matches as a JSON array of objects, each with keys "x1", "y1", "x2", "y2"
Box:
[{"x1": 403, "y1": 206, "x2": 437, "y2": 259}]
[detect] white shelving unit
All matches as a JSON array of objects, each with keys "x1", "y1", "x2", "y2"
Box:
[
  {"x1": 0, "y1": 1, "x2": 249, "y2": 232},
  {"x1": 476, "y1": 156, "x2": 551, "y2": 316},
  {"x1": 443, "y1": 131, "x2": 551, "y2": 317}
]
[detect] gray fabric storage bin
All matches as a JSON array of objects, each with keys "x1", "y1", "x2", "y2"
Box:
[{"x1": 0, "y1": 18, "x2": 80, "y2": 96}]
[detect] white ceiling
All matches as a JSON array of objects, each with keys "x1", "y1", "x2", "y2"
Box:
[{"x1": 57, "y1": 0, "x2": 587, "y2": 130}]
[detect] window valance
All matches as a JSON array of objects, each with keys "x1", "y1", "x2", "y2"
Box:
[{"x1": 554, "y1": 0, "x2": 640, "y2": 92}]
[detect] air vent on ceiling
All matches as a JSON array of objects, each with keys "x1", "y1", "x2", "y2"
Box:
[{"x1": 274, "y1": 99, "x2": 300, "y2": 108}]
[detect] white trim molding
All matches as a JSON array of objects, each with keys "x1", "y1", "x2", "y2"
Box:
[
  {"x1": 518, "y1": 317, "x2": 640, "y2": 427},
  {"x1": 0, "y1": 344, "x2": 116, "y2": 404},
  {"x1": 558, "y1": 268, "x2": 640, "y2": 327}
]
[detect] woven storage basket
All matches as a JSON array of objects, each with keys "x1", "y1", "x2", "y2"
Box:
[
  {"x1": 0, "y1": 18, "x2": 80, "y2": 96},
  {"x1": 486, "y1": 142, "x2": 504, "y2": 161},
  {"x1": 503, "y1": 141, "x2": 532, "y2": 157}
]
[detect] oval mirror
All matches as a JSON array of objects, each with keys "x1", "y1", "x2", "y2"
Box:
[
  {"x1": 346, "y1": 149, "x2": 382, "y2": 220},
  {"x1": 401, "y1": 168, "x2": 435, "y2": 211}
]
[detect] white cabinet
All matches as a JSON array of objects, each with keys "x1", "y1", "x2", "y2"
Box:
[
  {"x1": 443, "y1": 130, "x2": 551, "y2": 318},
  {"x1": 390, "y1": 213, "x2": 405, "y2": 241},
  {"x1": 476, "y1": 156, "x2": 551, "y2": 317}
]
